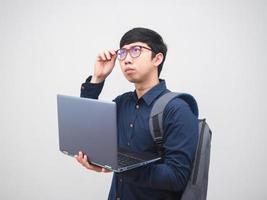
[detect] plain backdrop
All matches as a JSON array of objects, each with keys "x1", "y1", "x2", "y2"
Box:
[{"x1": 1, "y1": 0, "x2": 266, "y2": 199}]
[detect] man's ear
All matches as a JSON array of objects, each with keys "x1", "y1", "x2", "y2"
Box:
[{"x1": 152, "y1": 52, "x2": 164, "y2": 67}]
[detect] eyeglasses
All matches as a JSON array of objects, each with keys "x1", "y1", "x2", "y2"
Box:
[{"x1": 116, "y1": 45, "x2": 153, "y2": 61}]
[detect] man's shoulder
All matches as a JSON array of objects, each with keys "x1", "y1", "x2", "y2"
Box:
[
  {"x1": 162, "y1": 96, "x2": 193, "y2": 117},
  {"x1": 161, "y1": 95, "x2": 198, "y2": 130}
]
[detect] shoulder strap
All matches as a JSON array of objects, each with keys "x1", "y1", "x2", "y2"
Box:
[{"x1": 149, "y1": 92, "x2": 199, "y2": 156}]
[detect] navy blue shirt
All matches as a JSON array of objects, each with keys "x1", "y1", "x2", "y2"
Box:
[{"x1": 81, "y1": 76, "x2": 198, "y2": 200}]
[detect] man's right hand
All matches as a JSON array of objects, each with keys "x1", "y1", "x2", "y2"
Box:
[
  {"x1": 91, "y1": 49, "x2": 117, "y2": 83},
  {"x1": 74, "y1": 151, "x2": 112, "y2": 173}
]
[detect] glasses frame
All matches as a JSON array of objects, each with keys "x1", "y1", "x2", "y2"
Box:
[{"x1": 116, "y1": 45, "x2": 153, "y2": 61}]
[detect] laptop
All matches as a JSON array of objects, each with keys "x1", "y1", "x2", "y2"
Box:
[{"x1": 57, "y1": 94, "x2": 161, "y2": 172}]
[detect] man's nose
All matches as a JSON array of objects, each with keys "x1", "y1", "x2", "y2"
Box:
[{"x1": 123, "y1": 52, "x2": 133, "y2": 65}]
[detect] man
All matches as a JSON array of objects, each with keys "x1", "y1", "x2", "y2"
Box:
[{"x1": 75, "y1": 27, "x2": 198, "y2": 200}]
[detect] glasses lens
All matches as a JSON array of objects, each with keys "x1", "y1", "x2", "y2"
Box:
[
  {"x1": 117, "y1": 49, "x2": 126, "y2": 60},
  {"x1": 130, "y1": 46, "x2": 141, "y2": 58}
]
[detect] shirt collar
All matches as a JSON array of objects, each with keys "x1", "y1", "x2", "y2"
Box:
[{"x1": 133, "y1": 79, "x2": 168, "y2": 106}]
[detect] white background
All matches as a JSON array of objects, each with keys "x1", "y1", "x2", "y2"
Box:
[{"x1": 0, "y1": 0, "x2": 266, "y2": 199}]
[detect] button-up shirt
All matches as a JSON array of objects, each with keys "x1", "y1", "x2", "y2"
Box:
[{"x1": 81, "y1": 76, "x2": 198, "y2": 200}]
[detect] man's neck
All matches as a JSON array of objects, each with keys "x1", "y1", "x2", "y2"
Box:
[{"x1": 134, "y1": 78, "x2": 160, "y2": 99}]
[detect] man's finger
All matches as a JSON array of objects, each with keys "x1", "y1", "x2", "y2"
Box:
[
  {"x1": 104, "y1": 50, "x2": 111, "y2": 60},
  {"x1": 102, "y1": 168, "x2": 112, "y2": 173},
  {"x1": 85, "y1": 162, "x2": 102, "y2": 172},
  {"x1": 74, "y1": 155, "x2": 79, "y2": 162},
  {"x1": 82, "y1": 155, "x2": 100, "y2": 172},
  {"x1": 74, "y1": 151, "x2": 107, "y2": 172},
  {"x1": 85, "y1": 159, "x2": 104, "y2": 172},
  {"x1": 100, "y1": 52, "x2": 107, "y2": 61},
  {"x1": 110, "y1": 50, "x2": 116, "y2": 56},
  {"x1": 74, "y1": 154, "x2": 82, "y2": 163}
]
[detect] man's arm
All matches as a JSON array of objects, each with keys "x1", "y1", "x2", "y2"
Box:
[
  {"x1": 75, "y1": 49, "x2": 117, "y2": 172},
  {"x1": 81, "y1": 49, "x2": 117, "y2": 99},
  {"x1": 80, "y1": 76, "x2": 105, "y2": 99},
  {"x1": 119, "y1": 99, "x2": 199, "y2": 192}
]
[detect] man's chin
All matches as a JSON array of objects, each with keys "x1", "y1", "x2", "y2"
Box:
[
  {"x1": 126, "y1": 77, "x2": 142, "y2": 84},
  {"x1": 124, "y1": 76, "x2": 137, "y2": 83},
  {"x1": 127, "y1": 79, "x2": 136, "y2": 83},
  {"x1": 124, "y1": 74, "x2": 143, "y2": 84}
]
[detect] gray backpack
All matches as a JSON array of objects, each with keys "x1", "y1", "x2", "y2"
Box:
[{"x1": 149, "y1": 92, "x2": 212, "y2": 200}]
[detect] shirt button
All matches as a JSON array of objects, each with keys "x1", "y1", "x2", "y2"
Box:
[
  {"x1": 127, "y1": 142, "x2": 130, "y2": 146},
  {"x1": 136, "y1": 105, "x2": 139, "y2": 109},
  {"x1": 119, "y1": 178, "x2": 122, "y2": 182},
  {"x1": 116, "y1": 198, "x2": 120, "y2": 200},
  {"x1": 129, "y1": 123, "x2": 133, "y2": 128}
]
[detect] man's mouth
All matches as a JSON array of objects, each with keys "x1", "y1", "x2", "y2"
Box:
[{"x1": 125, "y1": 68, "x2": 135, "y2": 74}]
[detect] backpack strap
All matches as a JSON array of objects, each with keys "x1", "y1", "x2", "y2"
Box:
[{"x1": 149, "y1": 92, "x2": 199, "y2": 157}]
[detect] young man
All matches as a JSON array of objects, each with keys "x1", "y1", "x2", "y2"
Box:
[{"x1": 75, "y1": 27, "x2": 198, "y2": 200}]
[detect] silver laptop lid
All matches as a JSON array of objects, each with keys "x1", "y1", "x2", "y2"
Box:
[{"x1": 57, "y1": 94, "x2": 118, "y2": 169}]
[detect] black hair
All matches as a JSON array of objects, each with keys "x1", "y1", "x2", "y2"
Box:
[{"x1": 119, "y1": 27, "x2": 167, "y2": 77}]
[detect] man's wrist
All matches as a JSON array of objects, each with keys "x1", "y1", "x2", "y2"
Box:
[{"x1": 91, "y1": 75, "x2": 105, "y2": 84}]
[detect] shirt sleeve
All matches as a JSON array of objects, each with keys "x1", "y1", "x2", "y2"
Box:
[
  {"x1": 80, "y1": 76, "x2": 105, "y2": 99},
  {"x1": 119, "y1": 98, "x2": 199, "y2": 192}
]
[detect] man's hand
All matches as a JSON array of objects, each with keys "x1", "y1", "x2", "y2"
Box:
[
  {"x1": 74, "y1": 151, "x2": 112, "y2": 173},
  {"x1": 91, "y1": 49, "x2": 117, "y2": 83}
]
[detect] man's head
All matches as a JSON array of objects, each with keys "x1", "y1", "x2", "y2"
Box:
[{"x1": 118, "y1": 28, "x2": 167, "y2": 81}]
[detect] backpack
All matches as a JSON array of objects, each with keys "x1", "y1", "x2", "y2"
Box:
[{"x1": 149, "y1": 92, "x2": 212, "y2": 200}]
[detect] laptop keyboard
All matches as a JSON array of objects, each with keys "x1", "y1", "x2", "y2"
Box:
[{"x1": 118, "y1": 153, "x2": 143, "y2": 167}]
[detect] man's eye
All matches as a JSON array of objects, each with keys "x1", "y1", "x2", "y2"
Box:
[
  {"x1": 118, "y1": 50, "x2": 125, "y2": 55},
  {"x1": 133, "y1": 47, "x2": 141, "y2": 52}
]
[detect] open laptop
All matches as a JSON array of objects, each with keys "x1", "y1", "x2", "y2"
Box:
[{"x1": 57, "y1": 94, "x2": 161, "y2": 172}]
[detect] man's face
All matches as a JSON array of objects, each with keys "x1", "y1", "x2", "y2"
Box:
[{"x1": 118, "y1": 42, "x2": 157, "y2": 83}]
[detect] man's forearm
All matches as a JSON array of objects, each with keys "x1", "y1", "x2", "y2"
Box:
[{"x1": 80, "y1": 75, "x2": 105, "y2": 99}]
